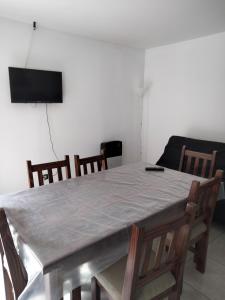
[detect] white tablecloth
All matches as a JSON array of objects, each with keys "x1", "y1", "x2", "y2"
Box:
[{"x1": 0, "y1": 162, "x2": 206, "y2": 299}]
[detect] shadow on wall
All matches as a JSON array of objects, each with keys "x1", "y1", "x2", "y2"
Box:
[
  {"x1": 141, "y1": 81, "x2": 153, "y2": 162},
  {"x1": 186, "y1": 127, "x2": 225, "y2": 144}
]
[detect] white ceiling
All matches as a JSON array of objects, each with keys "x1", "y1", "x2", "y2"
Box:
[{"x1": 0, "y1": 0, "x2": 225, "y2": 49}]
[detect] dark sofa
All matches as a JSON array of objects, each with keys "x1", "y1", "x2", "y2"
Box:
[{"x1": 156, "y1": 135, "x2": 225, "y2": 226}]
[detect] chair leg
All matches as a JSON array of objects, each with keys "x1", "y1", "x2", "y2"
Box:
[
  {"x1": 91, "y1": 277, "x2": 101, "y2": 300},
  {"x1": 194, "y1": 234, "x2": 209, "y2": 274},
  {"x1": 179, "y1": 272, "x2": 184, "y2": 294},
  {"x1": 71, "y1": 286, "x2": 81, "y2": 300},
  {"x1": 193, "y1": 247, "x2": 198, "y2": 264}
]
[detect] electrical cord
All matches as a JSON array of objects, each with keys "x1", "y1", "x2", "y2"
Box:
[
  {"x1": 25, "y1": 22, "x2": 37, "y2": 68},
  {"x1": 45, "y1": 103, "x2": 59, "y2": 178},
  {"x1": 25, "y1": 30, "x2": 34, "y2": 68},
  {"x1": 25, "y1": 21, "x2": 60, "y2": 179},
  {"x1": 45, "y1": 103, "x2": 59, "y2": 161}
]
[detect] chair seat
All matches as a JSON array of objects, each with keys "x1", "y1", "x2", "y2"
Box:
[
  {"x1": 96, "y1": 253, "x2": 176, "y2": 300},
  {"x1": 190, "y1": 222, "x2": 207, "y2": 241},
  {"x1": 167, "y1": 222, "x2": 207, "y2": 244}
]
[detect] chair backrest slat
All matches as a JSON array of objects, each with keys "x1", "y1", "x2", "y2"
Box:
[
  {"x1": 179, "y1": 145, "x2": 217, "y2": 178},
  {"x1": 74, "y1": 154, "x2": 108, "y2": 177},
  {"x1": 167, "y1": 230, "x2": 178, "y2": 261},
  {"x1": 48, "y1": 169, "x2": 53, "y2": 183},
  {"x1": 185, "y1": 155, "x2": 192, "y2": 173},
  {"x1": 201, "y1": 159, "x2": 208, "y2": 177},
  {"x1": 83, "y1": 163, "x2": 88, "y2": 175},
  {"x1": 140, "y1": 240, "x2": 153, "y2": 276},
  {"x1": 26, "y1": 155, "x2": 71, "y2": 188},
  {"x1": 193, "y1": 158, "x2": 199, "y2": 175},
  {"x1": 0, "y1": 209, "x2": 28, "y2": 299},
  {"x1": 90, "y1": 162, "x2": 95, "y2": 173},
  {"x1": 153, "y1": 233, "x2": 167, "y2": 270},
  {"x1": 209, "y1": 152, "x2": 217, "y2": 178},
  {"x1": 97, "y1": 160, "x2": 101, "y2": 172},
  {"x1": 38, "y1": 170, "x2": 44, "y2": 186},
  {"x1": 57, "y1": 167, "x2": 63, "y2": 181}
]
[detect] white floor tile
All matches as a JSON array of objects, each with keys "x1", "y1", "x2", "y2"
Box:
[
  {"x1": 208, "y1": 233, "x2": 225, "y2": 267},
  {"x1": 184, "y1": 258, "x2": 225, "y2": 300},
  {"x1": 181, "y1": 282, "x2": 210, "y2": 300}
]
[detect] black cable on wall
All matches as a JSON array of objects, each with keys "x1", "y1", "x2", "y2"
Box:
[{"x1": 25, "y1": 21, "x2": 60, "y2": 165}]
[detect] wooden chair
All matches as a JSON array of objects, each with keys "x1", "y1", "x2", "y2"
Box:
[
  {"x1": 92, "y1": 189, "x2": 197, "y2": 300},
  {"x1": 0, "y1": 208, "x2": 28, "y2": 299},
  {"x1": 178, "y1": 145, "x2": 217, "y2": 178},
  {"x1": 26, "y1": 155, "x2": 71, "y2": 188},
  {"x1": 74, "y1": 154, "x2": 108, "y2": 177},
  {"x1": 26, "y1": 158, "x2": 82, "y2": 299},
  {"x1": 188, "y1": 169, "x2": 223, "y2": 273}
]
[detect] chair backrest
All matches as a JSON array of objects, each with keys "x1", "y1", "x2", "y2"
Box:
[
  {"x1": 178, "y1": 145, "x2": 217, "y2": 178},
  {"x1": 26, "y1": 155, "x2": 71, "y2": 188},
  {"x1": 188, "y1": 169, "x2": 223, "y2": 228},
  {"x1": 0, "y1": 209, "x2": 28, "y2": 299},
  {"x1": 74, "y1": 154, "x2": 108, "y2": 177},
  {"x1": 121, "y1": 183, "x2": 198, "y2": 300}
]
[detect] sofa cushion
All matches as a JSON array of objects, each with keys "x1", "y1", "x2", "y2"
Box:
[{"x1": 213, "y1": 200, "x2": 225, "y2": 225}]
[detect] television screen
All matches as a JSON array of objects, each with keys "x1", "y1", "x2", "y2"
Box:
[{"x1": 8, "y1": 67, "x2": 63, "y2": 103}]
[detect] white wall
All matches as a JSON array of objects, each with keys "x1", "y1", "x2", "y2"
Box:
[
  {"x1": 0, "y1": 17, "x2": 145, "y2": 194},
  {"x1": 143, "y1": 31, "x2": 225, "y2": 164}
]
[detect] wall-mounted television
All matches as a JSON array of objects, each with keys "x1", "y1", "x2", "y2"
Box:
[{"x1": 8, "y1": 67, "x2": 63, "y2": 103}]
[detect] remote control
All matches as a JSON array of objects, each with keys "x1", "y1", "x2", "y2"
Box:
[{"x1": 145, "y1": 167, "x2": 164, "y2": 172}]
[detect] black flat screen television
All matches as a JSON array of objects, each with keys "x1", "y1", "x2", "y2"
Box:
[{"x1": 9, "y1": 67, "x2": 63, "y2": 103}]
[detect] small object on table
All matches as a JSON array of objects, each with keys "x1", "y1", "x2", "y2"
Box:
[{"x1": 145, "y1": 167, "x2": 164, "y2": 172}]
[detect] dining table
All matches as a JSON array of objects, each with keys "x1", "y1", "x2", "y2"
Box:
[{"x1": 0, "y1": 161, "x2": 206, "y2": 300}]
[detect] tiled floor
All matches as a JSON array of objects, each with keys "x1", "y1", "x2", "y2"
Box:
[{"x1": 81, "y1": 223, "x2": 225, "y2": 300}]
